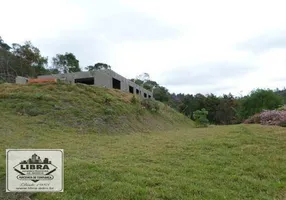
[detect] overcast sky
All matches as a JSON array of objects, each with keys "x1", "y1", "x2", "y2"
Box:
[{"x1": 1, "y1": 0, "x2": 286, "y2": 96}]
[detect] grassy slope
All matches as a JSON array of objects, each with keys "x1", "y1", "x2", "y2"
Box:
[
  {"x1": 1, "y1": 84, "x2": 286, "y2": 199},
  {"x1": 0, "y1": 83, "x2": 193, "y2": 134}
]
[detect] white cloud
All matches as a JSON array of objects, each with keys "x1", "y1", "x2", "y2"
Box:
[
  {"x1": 1, "y1": 0, "x2": 286, "y2": 95},
  {"x1": 0, "y1": 0, "x2": 88, "y2": 41}
]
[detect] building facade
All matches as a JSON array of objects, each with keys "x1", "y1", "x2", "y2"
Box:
[{"x1": 35, "y1": 69, "x2": 153, "y2": 99}]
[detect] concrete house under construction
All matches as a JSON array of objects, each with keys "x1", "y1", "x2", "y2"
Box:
[{"x1": 17, "y1": 69, "x2": 153, "y2": 99}]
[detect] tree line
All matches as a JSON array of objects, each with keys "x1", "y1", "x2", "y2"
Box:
[
  {"x1": 131, "y1": 76, "x2": 286, "y2": 125},
  {"x1": 0, "y1": 37, "x2": 110, "y2": 80}
]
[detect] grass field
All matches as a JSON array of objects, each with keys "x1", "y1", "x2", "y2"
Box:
[
  {"x1": 1, "y1": 84, "x2": 286, "y2": 199},
  {"x1": 1, "y1": 112, "x2": 286, "y2": 199}
]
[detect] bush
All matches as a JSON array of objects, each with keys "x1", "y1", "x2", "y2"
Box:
[
  {"x1": 103, "y1": 94, "x2": 113, "y2": 105},
  {"x1": 244, "y1": 110, "x2": 286, "y2": 127},
  {"x1": 277, "y1": 105, "x2": 286, "y2": 111},
  {"x1": 141, "y1": 99, "x2": 159, "y2": 113},
  {"x1": 35, "y1": 93, "x2": 44, "y2": 100},
  {"x1": 131, "y1": 95, "x2": 139, "y2": 104},
  {"x1": 193, "y1": 108, "x2": 209, "y2": 127},
  {"x1": 278, "y1": 121, "x2": 286, "y2": 127},
  {"x1": 260, "y1": 110, "x2": 286, "y2": 126},
  {"x1": 244, "y1": 113, "x2": 261, "y2": 124}
]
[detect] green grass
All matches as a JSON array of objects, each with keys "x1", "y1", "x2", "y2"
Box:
[
  {"x1": 0, "y1": 83, "x2": 193, "y2": 133},
  {"x1": 1, "y1": 84, "x2": 286, "y2": 199},
  {"x1": 1, "y1": 113, "x2": 286, "y2": 199}
]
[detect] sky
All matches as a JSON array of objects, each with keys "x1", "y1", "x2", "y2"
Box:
[{"x1": 1, "y1": 0, "x2": 286, "y2": 96}]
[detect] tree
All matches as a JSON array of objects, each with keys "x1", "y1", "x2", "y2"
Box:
[
  {"x1": 204, "y1": 93, "x2": 220, "y2": 123},
  {"x1": 52, "y1": 53, "x2": 81, "y2": 73},
  {"x1": 46, "y1": 67, "x2": 60, "y2": 74},
  {"x1": 275, "y1": 88, "x2": 286, "y2": 104},
  {"x1": 136, "y1": 73, "x2": 150, "y2": 82},
  {"x1": 168, "y1": 93, "x2": 183, "y2": 111},
  {"x1": 178, "y1": 93, "x2": 205, "y2": 120},
  {"x1": 130, "y1": 78, "x2": 144, "y2": 86},
  {"x1": 0, "y1": 36, "x2": 11, "y2": 51},
  {"x1": 237, "y1": 89, "x2": 284, "y2": 120},
  {"x1": 12, "y1": 41, "x2": 47, "y2": 67},
  {"x1": 131, "y1": 73, "x2": 160, "y2": 92},
  {"x1": 193, "y1": 108, "x2": 209, "y2": 127},
  {"x1": 131, "y1": 73, "x2": 171, "y2": 103},
  {"x1": 153, "y1": 86, "x2": 170, "y2": 103},
  {"x1": 11, "y1": 41, "x2": 48, "y2": 76},
  {"x1": 178, "y1": 94, "x2": 194, "y2": 118},
  {"x1": 85, "y1": 63, "x2": 111, "y2": 71},
  {"x1": 142, "y1": 80, "x2": 159, "y2": 91},
  {"x1": 214, "y1": 94, "x2": 238, "y2": 124}
]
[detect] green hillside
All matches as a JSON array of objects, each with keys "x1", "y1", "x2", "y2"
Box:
[{"x1": 0, "y1": 83, "x2": 193, "y2": 134}]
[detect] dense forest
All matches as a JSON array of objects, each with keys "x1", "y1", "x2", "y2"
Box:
[
  {"x1": 1, "y1": 37, "x2": 286, "y2": 125},
  {"x1": 133, "y1": 79, "x2": 286, "y2": 125}
]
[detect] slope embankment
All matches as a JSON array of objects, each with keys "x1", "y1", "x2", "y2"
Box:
[{"x1": 0, "y1": 83, "x2": 193, "y2": 134}]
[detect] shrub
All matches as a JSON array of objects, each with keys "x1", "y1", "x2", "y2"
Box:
[
  {"x1": 278, "y1": 121, "x2": 286, "y2": 127},
  {"x1": 193, "y1": 108, "x2": 209, "y2": 127},
  {"x1": 277, "y1": 105, "x2": 286, "y2": 111},
  {"x1": 103, "y1": 94, "x2": 113, "y2": 105},
  {"x1": 131, "y1": 95, "x2": 139, "y2": 104},
  {"x1": 141, "y1": 99, "x2": 159, "y2": 113},
  {"x1": 260, "y1": 110, "x2": 286, "y2": 126},
  {"x1": 244, "y1": 113, "x2": 261, "y2": 124},
  {"x1": 35, "y1": 93, "x2": 44, "y2": 100}
]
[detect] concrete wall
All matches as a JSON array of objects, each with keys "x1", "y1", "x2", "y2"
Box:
[
  {"x1": 37, "y1": 69, "x2": 153, "y2": 99},
  {"x1": 15, "y1": 76, "x2": 28, "y2": 84},
  {"x1": 94, "y1": 71, "x2": 112, "y2": 88}
]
